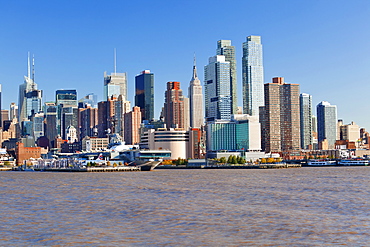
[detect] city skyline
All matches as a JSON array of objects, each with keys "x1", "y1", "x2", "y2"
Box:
[{"x1": 1, "y1": 1, "x2": 370, "y2": 129}]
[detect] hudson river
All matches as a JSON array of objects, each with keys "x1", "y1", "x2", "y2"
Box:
[{"x1": 1, "y1": 167, "x2": 369, "y2": 246}]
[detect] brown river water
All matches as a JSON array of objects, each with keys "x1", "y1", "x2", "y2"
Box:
[{"x1": 1, "y1": 167, "x2": 369, "y2": 246}]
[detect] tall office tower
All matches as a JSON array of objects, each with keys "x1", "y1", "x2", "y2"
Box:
[
  {"x1": 61, "y1": 106, "x2": 79, "y2": 140},
  {"x1": 78, "y1": 106, "x2": 98, "y2": 139},
  {"x1": 317, "y1": 101, "x2": 338, "y2": 149},
  {"x1": 217, "y1": 40, "x2": 237, "y2": 114},
  {"x1": 32, "y1": 112, "x2": 44, "y2": 141},
  {"x1": 163, "y1": 81, "x2": 186, "y2": 129},
  {"x1": 300, "y1": 93, "x2": 313, "y2": 149},
  {"x1": 188, "y1": 57, "x2": 204, "y2": 128},
  {"x1": 114, "y1": 95, "x2": 131, "y2": 138},
  {"x1": 263, "y1": 77, "x2": 300, "y2": 153},
  {"x1": 79, "y1": 93, "x2": 98, "y2": 108},
  {"x1": 1, "y1": 110, "x2": 9, "y2": 124},
  {"x1": 104, "y1": 71, "x2": 127, "y2": 101},
  {"x1": 55, "y1": 89, "x2": 77, "y2": 136},
  {"x1": 10, "y1": 103, "x2": 18, "y2": 121},
  {"x1": 204, "y1": 55, "x2": 231, "y2": 122},
  {"x1": 25, "y1": 89, "x2": 42, "y2": 118},
  {"x1": 56, "y1": 89, "x2": 77, "y2": 106},
  {"x1": 18, "y1": 54, "x2": 42, "y2": 121},
  {"x1": 97, "y1": 97, "x2": 116, "y2": 137},
  {"x1": 135, "y1": 70, "x2": 154, "y2": 121},
  {"x1": 44, "y1": 102, "x2": 58, "y2": 147},
  {"x1": 242, "y1": 35, "x2": 264, "y2": 116},
  {"x1": 124, "y1": 106, "x2": 142, "y2": 145}
]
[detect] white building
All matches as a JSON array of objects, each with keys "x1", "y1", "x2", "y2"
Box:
[
  {"x1": 242, "y1": 35, "x2": 264, "y2": 117},
  {"x1": 140, "y1": 128, "x2": 188, "y2": 159},
  {"x1": 188, "y1": 57, "x2": 204, "y2": 128}
]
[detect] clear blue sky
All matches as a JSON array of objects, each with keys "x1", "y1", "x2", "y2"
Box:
[{"x1": 1, "y1": 0, "x2": 370, "y2": 128}]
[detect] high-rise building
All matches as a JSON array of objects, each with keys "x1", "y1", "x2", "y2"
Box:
[
  {"x1": 242, "y1": 35, "x2": 264, "y2": 116},
  {"x1": 124, "y1": 106, "x2": 142, "y2": 145},
  {"x1": 163, "y1": 81, "x2": 187, "y2": 129},
  {"x1": 204, "y1": 55, "x2": 231, "y2": 122},
  {"x1": 78, "y1": 105, "x2": 98, "y2": 139},
  {"x1": 18, "y1": 54, "x2": 42, "y2": 121},
  {"x1": 56, "y1": 89, "x2": 77, "y2": 106},
  {"x1": 317, "y1": 101, "x2": 338, "y2": 149},
  {"x1": 79, "y1": 93, "x2": 98, "y2": 108},
  {"x1": 44, "y1": 102, "x2": 58, "y2": 147},
  {"x1": 104, "y1": 72, "x2": 127, "y2": 101},
  {"x1": 135, "y1": 70, "x2": 154, "y2": 121},
  {"x1": 114, "y1": 94, "x2": 131, "y2": 139},
  {"x1": 188, "y1": 56, "x2": 204, "y2": 128},
  {"x1": 262, "y1": 77, "x2": 300, "y2": 153},
  {"x1": 340, "y1": 121, "x2": 360, "y2": 142},
  {"x1": 300, "y1": 93, "x2": 313, "y2": 149},
  {"x1": 97, "y1": 97, "x2": 116, "y2": 137},
  {"x1": 9, "y1": 103, "x2": 18, "y2": 121},
  {"x1": 217, "y1": 40, "x2": 237, "y2": 114}
]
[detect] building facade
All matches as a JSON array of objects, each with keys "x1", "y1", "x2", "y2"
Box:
[
  {"x1": 242, "y1": 35, "x2": 264, "y2": 116},
  {"x1": 263, "y1": 77, "x2": 300, "y2": 153},
  {"x1": 300, "y1": 93, "x2": 313, "y2": 149},
  {"x1": 188, "y1": 58, "x2": 204, "y2": 128},
  {"x1": 104, "y1": 72, "x2": 127, "y2": 101},
  {"x1": 217, "y1": 40, "x2": 237, "y2": 114},
  {"x1": 135, "y1": 70, "x2": 154, "y2": 121},
  {"x1": 163, "y1": 81, "x2": 187, "y2": 129},
  {"x1": 204, "y1": 55, "x2": 231, "y2": 122},
  {"x1": 317, "y1": 101, "x2": 338, "y2": 149}
]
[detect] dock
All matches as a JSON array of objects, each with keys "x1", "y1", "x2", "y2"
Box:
[{"x1": 157, "y1": 163, "x2": 301, "y2": 169}]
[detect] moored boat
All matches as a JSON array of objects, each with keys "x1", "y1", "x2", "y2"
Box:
[
  {"x1": 338, "y1": 159, "x2": 369, "y2": 166},
  {"x1": 307, "y1": 160, "x2": 337, "y2": 166}
]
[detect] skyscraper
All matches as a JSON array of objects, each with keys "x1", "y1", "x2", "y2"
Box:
[
  {"x1": 242, "y1": 35, "x2": 264, "y2": 116},
  {"x1": 204, "y1": 55, "x2": 231, "y2": 122},
  {"x1": 217, "y1": 40, "x2": 237, "y2": 114},
  {"x1": 317, "y1": 101, "x2": 338, "y2": 149},
  {"x1": 104, "y1": 71, "x2": 127, "y2": 101},
  {"x1": 163, "y1": 81, "x2": 186, "y2": 129},
  {"x1": 262, "y1": 77, "x2": 300, "y2": 153},
  {"x1": 300, "y1": 93, "x2": 313, "y2": 149},
  {"x1": 18, "y1": 54, "x2": 42, "y2": 121},
  {"x1": 135, "y1": 70, "x2": 154, "y2": 121},
  {"x1": 188, "y1": 56, "x2": 204, "y2": 128}
]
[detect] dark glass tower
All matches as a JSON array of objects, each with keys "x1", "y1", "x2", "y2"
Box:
[{"x1": 135, "y1": 70, "x2": 154, "y2": 121}]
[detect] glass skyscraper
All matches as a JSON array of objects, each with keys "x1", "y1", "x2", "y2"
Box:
[
  {"x1": 204, "y1": 55, "x2": 231, "y2": 122},
  {"x1": 300, "y1": 93, "x2": 313, "y2": 149},
  {"x1": 217, "y1": 40, "x2": 237, "y2": 114},
  {"x1": 135, "y1": 70, "x2": 154, "y2": 121},
  {"x1": 242, "y1": 35, "x2": 264, "y2": 116},
  {"x1": 104, "y1": 72, "x2": 127, "y2": 101},
  {"x1": 317, "y1": 101, "x2": 338, "y2": 149}
]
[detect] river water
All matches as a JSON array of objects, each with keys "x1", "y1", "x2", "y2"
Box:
[{"x1": 1, "y1": 167, "x2": 369, "y2": 246}]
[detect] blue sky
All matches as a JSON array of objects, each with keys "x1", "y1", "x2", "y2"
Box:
[{"x1": 1, "y1": 0, "x2": 370, "y2": 128}]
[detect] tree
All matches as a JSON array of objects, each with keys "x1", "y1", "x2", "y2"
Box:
[
  {"x1": 260, "y1": 158, "x2": 266, "y2": 164},
  {"x1": 219, "y1": 157, "x2": 227, "y2": 164},
  {"x1": 231, "y1": 156, "x2": 238, "y2": 164},
  {"x1": 227, "y1": 156, "x2": 233, "y2": 164},
  {"x1": 267, "y1": 158, "x2": 275, "y2": 164}
]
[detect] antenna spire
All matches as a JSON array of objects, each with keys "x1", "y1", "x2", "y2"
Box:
[{"x1": 32, "y1": 54, "x2": 35, "y2": 83}]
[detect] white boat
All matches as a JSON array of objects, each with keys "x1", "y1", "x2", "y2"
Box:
[
  {"x1": 307, "y1": 160, "x2": 337, "y2": 166},
  {"x1": 338, "y1": 159, "x2": 369, "y2": 166}
]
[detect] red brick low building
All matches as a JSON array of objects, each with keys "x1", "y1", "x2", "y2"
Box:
[{"x1": 15, "y1": 142, "x2": 41, "y2": 165}]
